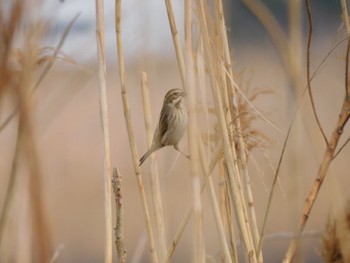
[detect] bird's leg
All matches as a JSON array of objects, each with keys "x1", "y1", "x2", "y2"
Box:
[{"x1": 174, "y1": 145, "x2": 190, "y2": 160}]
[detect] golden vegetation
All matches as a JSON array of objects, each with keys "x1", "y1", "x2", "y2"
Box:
[{"x1": 1, "y1": 0, "x2": 350, "y2": 263}]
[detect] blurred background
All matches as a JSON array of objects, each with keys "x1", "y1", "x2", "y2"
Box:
[{"x1": 0, "y1": 0, "x2": 349, "y2": 262}]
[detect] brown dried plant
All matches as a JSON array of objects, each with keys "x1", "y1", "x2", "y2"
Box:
[
  {"x1": 322, "y1": 201, "x2": 350, "y2": 263},
  {"x1": 322, "y1": 215, "x2": 343, "y2": 263},
  {"x1": 0, "y1": 2, "x2": 79, "y2": 262},
  {"x1": 205, "y1": 72, "x2": 272, "y2": 157}
]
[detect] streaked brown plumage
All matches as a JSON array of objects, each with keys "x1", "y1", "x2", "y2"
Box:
[{"x1": 139, "y1": 89, "x2": 188, "y2": 166}]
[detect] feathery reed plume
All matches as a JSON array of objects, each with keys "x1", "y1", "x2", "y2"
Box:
[{"x1": 0, "y1": 13, "x2": 80, "y2": 133}]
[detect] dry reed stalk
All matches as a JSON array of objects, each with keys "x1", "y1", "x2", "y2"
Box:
[
  {"x1": 162, "y1": 142, "x2": 223, "y2": 263},
  {"x1": 0, "y1": 13, "x2": 79, "y2": 258},
  {"x1": 0, "y1": 1, "x2": 23, "y2": 236},
  {"x1": 2, "y1": 2, "x2": 53, "y2": 261},
  {"x1": 19, "y1": 30, "x2": 53, "y2": 263},
  {"x1": 184, "y1": 1, "x2": 206, "y2": 261},
  {"x1": 218, "y1": 162, "x2": 238, "y2": 262},
  {"x1": 164, "y1": 0, "x2": 186, "y2": 89},
  {"x1": 194, "y1": 0, "x2": 257, "y2": 261},
  {"x1": 95, "y1": 1, "x2": 113, "y2": 262},
  {"x1": 214, "y1": 1, "x2": 262, "y2": 261},
  {"x1": 21, "y1": 104, "x2": 51, "y2": 263},
  {"x1": 196, "y1": 34, "x2": 238, "y2": 262},
  {"x1": 283, "y1": 4, "x2": 350, "y2": 262},
  {"x1": 112, "y1": 168, "x2": 127, "y2": 263},
  {"x1": 115, "y1": 1, "x2": 158, "y2": 262},
  {"x1": 140, "y1": 72, "x2": 167, "y2": 260},
  {"x1": 198, "y1": 140, "x2": 232, "y2": 263}
]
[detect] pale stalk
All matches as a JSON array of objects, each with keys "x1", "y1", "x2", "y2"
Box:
[
  {"x1": 194, "y1": 0, "x2": 257, "y2": 261},
  {"x1": 95, "y1": 1, "x2": 113, "y2": 262},
  {"x1": 115, "y1": 1, "x2": 158, "y2": 262},
  {"x1": 198, "y1": 141, "x2": 232, "y2": 263},
  {"x1": 214, "y1": 2, "x2": 261, "y2": 260},
  {"x1": 141, "y1": 72, "x2": 167, "y2": 260},
  {"x1": 219, "y1": 162, "x2": 238, "y2": 262},
  {"x1": 184, "y1": 1, "x2": 206, "y2": 261},
  {"x1": 164, "y1": 0, "x2": 186, "y2": 89},
  {"x1": 213, "y1": 2, "x2": 258, "y2": 258}
]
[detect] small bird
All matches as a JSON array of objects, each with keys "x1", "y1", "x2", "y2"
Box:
[{"x1": 139, "y1": 88, "x2": 189, "y2": 166}]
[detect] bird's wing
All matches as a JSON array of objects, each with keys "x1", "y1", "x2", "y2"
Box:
[{"x1": 157, "y1": 104, "x2": 169, "y2": 142}]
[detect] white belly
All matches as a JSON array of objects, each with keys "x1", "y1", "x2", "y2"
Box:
[{"x1": 162, "y1": 108, "x2": 188, "y2": 146}]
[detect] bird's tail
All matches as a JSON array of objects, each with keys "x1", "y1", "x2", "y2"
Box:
[{"x1": 139, "y1": 145, "x2": 160, "y2": 166}]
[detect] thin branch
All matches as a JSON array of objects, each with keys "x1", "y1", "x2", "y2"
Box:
[
  {"x1": 333, "y1": 136, "x2": 350, "y2": 159},
  {"x1": 283, "y1": 11, "x2": 350, "y2": 259},
  {"x1": 283, "y1": 101, "x2": 350, "y2": 263},
  {"x1": 223, "y1": 65, "x2": 285, "y2": 135},
  {"x1": 305, "y1": 0, "x2": 328, "y2": 145},
  {"x1": 0, "y1": 121, "x2": 21, "y2": 247},
  {"x1": 257, "y1": 117, "x2": 293, "y2": 255},
  {"x1": 34, "y1": 13, "x2": 81, "y2": 90},
  {"x1": 346, "y1": 29, "x2": 350, "y2": 97},
  {"x1": 311, "y1": 38, "x2": 347, "y2": 81},
  {"x1": 256, "y1": 35, "x2": 348, "y2": 257}
]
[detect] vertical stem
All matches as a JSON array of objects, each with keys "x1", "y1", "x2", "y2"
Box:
[
  {"x1": 141, "y1": 72, "x2": 167, "y2": 260},
  {"x1": 215, "y1": 1, "x2": 262, "y2": 261},
  {"x1": 185, "y1": 10, "x2": 205, "y2": 259},
  {"x1": 115, "y1": 1, "x2": 158, "y2": 262},
  {"x1": 95, "y1": 1, "x2": 113, "y2": 262},
  {"x1": 195, "y1": 0, "x2": 257, "y2": 261},
  {"x1": 164, "y1": 0, "x2": 186, "y2": 89},
  {"x1": 198, "y1": 141, "x2": 232, "y2": 263}
]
